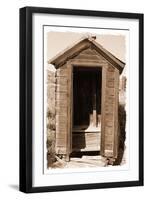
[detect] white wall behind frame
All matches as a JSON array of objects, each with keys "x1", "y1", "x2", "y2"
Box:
[{"x1": 0, "y1": 0, "x2": 145, "y2": 200}]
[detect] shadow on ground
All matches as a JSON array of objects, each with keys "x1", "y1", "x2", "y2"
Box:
[{"x1": 9, "y1": 184, "x2": 19, "y2": 191}]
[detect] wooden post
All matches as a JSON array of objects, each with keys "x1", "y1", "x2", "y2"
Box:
[
  {"x1": 100, "y1": 66, "x2": 106, "y2": 156},
  {"x1": 66, "y1": 62, "x2": 73, "y2": 161}
]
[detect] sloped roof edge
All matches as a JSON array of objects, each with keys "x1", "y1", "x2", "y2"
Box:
[{"x1": 48, "y1": 37, "x2": 125, "y2": 72}]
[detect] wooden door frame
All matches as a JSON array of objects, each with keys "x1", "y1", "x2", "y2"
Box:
[{"x1": 66, "y1": 60, "x2": 107, "y2": 160}]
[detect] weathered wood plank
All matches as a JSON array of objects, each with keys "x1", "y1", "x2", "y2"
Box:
[
  {"x1": 56, "y1": 132, "x2": 67, "y2": 138},
  {"x1": 101, "y1": 64, "x2": 118, "y2": 157},
  {"x1": 106, "y1": 88, "x2": 115, "y2": 96},
  {"x1": 80, "y1": 48, "x2": 98, "y2": 55},
  {"x1": 67, "y1": 63, "x2": 73, "y2": 158},
  {"x1": 56, "y1": 103, "x2": 67, "y2": 108},
  {"x1": 75, "y1": 54, "x2": 105, "y2": 61},
  {"x1": 106, "y1": 80, "x2": 115, "y2": 88},
  {"x1": 72, "y1": 131, "x2": 101, "y2": 150},
  {"x1": 107, "y1": 64, "x2": 115, "y2": 72},
  {"x1": 55, "y1": 99, "x2": 68, "y2": 105},
  {"x1": 56, "y1": 120, "x2": 67, "y2": 125},
  {"x1": 105, "y1": 104, "x2": 114, "y2": 113},
  {"x1": 70, "y1": 59, "x2": 107, "y2": 65},
  {"x1": 56, "y1": 84, "x2": 67, "y2": 92},
  {"x1": 105, "y1": 120, "x2": 113, "y2": 127},
  {"x1": 56, "y1": 77, "x2": 67, "y2": 85},
  {"x1": 100, "y1": 66, "x2": 107, "y2": 156},
  {"x1": 102, "y1": 66, "x2": 119, "y2": 158},
  {"x1": 105, "y1": 143, "x2": 113, "y2": 151},
  {"x1": 56, "y1": 138, "x2": 67, "y2": 145},
  {"x1": 113, "y1": 68, "x2": 119, "y2": 158},
  {"x1": 52, "y1": 40, "x2": 91, "y2": 67},
  {"x1": 56, "y1": 93, "x2": 67, "y2": 100},
  {"x1": 56, "y1": 107, "x2": 67, "y2": 113},
  {"x1": 105, "y1": 97, "x2": 115, "y2": 104},
  {"x1": 56, "y1": 124, "x2": 67, "y2": 129},
  {"x1": 106, "y1": 71, "x2": 115, "y2": 78},
  {"x1": 56, "y1": 68, "x2": 68, "y2": 76}
]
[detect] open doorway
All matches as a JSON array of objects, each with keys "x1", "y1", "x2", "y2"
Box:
[{"x1": 72, "y1": 67, "x2": 102, "y2": 153}]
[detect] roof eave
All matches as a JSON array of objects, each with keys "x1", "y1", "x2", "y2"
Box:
[{"x1": 48, "y1": 38, "x2": 125, "y2": 73}]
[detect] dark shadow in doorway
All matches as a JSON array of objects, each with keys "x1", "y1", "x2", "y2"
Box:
[{"x1": 70, "y1": 151, "x2": 100, "y2": 158}]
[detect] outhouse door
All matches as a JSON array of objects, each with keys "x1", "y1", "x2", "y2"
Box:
[
  {"x1": 72, "y1": 67, "x2": 102, "y2": 152},
  {"x1": 66, "y1": 63, "x2": 119, "y2": 160}
]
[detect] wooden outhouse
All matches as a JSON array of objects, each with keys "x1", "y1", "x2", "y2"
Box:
[{"x1": 48, "y1": 36, "x2": 125, "y2": 162}]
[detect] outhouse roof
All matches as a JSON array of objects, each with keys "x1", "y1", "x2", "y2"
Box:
[{"x1": 48, "y1": 36, "x2": 125, "y2": 73}]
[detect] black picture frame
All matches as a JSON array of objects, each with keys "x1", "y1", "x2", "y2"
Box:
[{"x1": 19, "y1": 6, "x2": 144, "y2": 193}]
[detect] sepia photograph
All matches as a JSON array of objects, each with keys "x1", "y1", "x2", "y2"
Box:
[
  {"x1": 45, "y1": 30, "x2": 127, "y2": 169},
  {"x1": 19, "y1": 7, "x2": 143, "y2": 192}
]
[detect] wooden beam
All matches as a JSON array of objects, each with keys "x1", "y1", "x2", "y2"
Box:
[
  {"x1": 66, "y1": 62, "x2": 73, "y2": 161},
  {"x1": 113, "y1": 68, "x2": 119, "y2": 158},
  {"x1": 100, "y1": 66, "x2": 107, "y2": 156}
]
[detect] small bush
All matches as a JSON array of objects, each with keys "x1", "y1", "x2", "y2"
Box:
[
  {"x1": 47, "y1": 110, "x2": 55, "y2": 119},
  {"x1": 114, "y1": 104, "x2": 126, "y2": 165},
  {"x1": 47, "y1": 108, "x2": 56, "y2": 167},
  {"x1": 47, "y1": 133, "x2": 56, "y2": 167}
]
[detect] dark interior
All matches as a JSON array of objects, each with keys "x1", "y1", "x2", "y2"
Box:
[{"x1": 73, "y1": 67, "x2": 102, "y2": 128}]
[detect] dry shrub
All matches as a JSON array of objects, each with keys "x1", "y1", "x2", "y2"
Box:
[
  {"x1": 114, "y1": 104, "x2": 126, "y2": 165},
  {"x1": 47, "y1": 109, "x2": 56, "y2": 167}
]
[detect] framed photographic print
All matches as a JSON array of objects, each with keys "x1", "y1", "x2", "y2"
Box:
[{"x1": 19, "y1": 6, "x2": 144, "y2": 193}]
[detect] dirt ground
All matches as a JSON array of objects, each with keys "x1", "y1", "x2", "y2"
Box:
[
  {"x1": 49, "y1": 155, "x2": 108, "y2": 169},
  {"x1": 49, "y1": 150, "x2": 126, "y2": 169}
]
